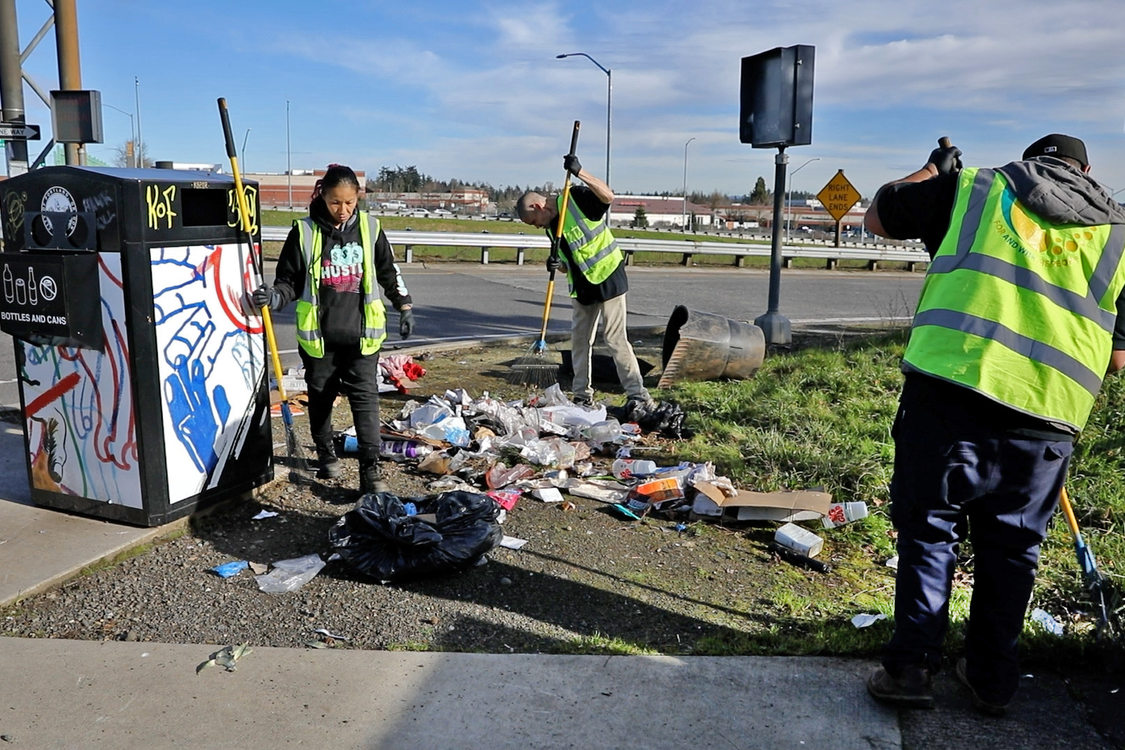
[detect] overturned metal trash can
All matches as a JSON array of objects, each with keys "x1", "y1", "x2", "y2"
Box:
[{"x1": 658, "y1": 306, "x2": 765, "y2": 388}]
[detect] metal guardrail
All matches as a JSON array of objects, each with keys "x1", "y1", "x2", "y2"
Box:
[{"x1": 260, "y1": 226, "x2": 930, "y2": 270}]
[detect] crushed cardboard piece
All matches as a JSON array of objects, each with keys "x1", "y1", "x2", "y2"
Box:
[{"x1": 693, "y1": 482, "x2": 831, "y2": 522}]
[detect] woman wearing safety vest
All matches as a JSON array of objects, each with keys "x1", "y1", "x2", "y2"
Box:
[
  {"x1": 863, "y1": 134, "x2": 1125, "y2": 717},
  {"x1": 254, "y1": 164, "x2": 414, "y2": 495}
]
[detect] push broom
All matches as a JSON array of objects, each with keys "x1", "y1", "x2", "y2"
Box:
[
  {"x1": 1058, "y1": 486, "x2": 1115, "y2": 638},
  {"x1": 218, "y1": 97, "x2": 309, "y2": 480},
  {"x1": 508, "y1": 120, "x2": 580, "y2": 387}
]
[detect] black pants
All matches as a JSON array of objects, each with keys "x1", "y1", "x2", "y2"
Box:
[
  {"x1": 883, "y1": 376, "x2": 1071, "y2": 705},
  {"x1": 299, "y1": 345, "x2": 382, "y2": 462}
]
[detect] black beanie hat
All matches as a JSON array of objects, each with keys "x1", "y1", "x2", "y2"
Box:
[{"x1": 1022, "y1": 134, "x2": 1088, "y2": 169}]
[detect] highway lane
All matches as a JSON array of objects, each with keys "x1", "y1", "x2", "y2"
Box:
[{"x1": 0, "y1": 264, "x2": 923, "y2": 409}]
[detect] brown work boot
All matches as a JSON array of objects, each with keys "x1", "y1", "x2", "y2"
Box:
[
  {"x1": 956, "y1": 658, "x2": 1008, "y2": 717},
  {"x1": 866, "y1": 665, "x2": 934, "y2": 709}
]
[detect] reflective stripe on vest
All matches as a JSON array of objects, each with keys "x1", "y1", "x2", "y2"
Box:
[
  {"x1": 904, "y1": 166, "x2": 1125, "y2": 430},
  {"x1": 293, "y1": 212, "x2": 387, "y2": 358},
  {"x1": 558, "y1": 194, "x2": 623, "y2": 287}
]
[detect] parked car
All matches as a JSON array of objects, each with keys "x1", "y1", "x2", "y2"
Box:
[
  {"x1": 431, "y1": 208, "x2": 453, "y2": 217},
  {"x1": 408, "y1": 209, "x2": 429, "y2": 218}
]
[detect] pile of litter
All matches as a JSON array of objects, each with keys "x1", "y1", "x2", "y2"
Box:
[{"x1": 231, "y1": 384, "x2": 874, "y2": 596}]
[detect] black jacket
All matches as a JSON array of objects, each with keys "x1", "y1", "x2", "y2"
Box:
[{"x1": 273, "y1": 200, "x2": 412, "y2": 349}]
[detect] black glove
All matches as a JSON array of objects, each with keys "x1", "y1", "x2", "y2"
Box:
[
  {"x1": 251, "y1": 284, "x2": 282, "y2": 311},
  {"x1": 545, "y1": 254, "x2": 561, "y2": 273},
  {"x1": 399, "y1": 307, "x2": 415, "y2": 339},
  {"x1": 563, "y1": 154, "x2": 582, "y2": 176},
  {"x1": 928, "y1": 144, "x2": 963, "y2": 175}
]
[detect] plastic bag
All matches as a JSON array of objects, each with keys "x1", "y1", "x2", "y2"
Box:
[
  {"x1": 255, "y1": 553, "x2": 326, "y2": 593},
  {"x1": 327, "y1": 491, "x2": 503, "y2": 582}
]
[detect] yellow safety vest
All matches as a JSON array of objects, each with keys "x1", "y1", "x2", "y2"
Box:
[
  {"x1": 558, "y1": 194, "x2": 623, "y2": 293},
  {"x1": 904, "y1": 166, "x2": 1125, "y2": 430},
  {"x1": 293, "y1": 211, "x2": 387, "y2": 357}
]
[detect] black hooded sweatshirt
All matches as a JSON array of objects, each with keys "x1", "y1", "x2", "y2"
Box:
[{"x1": 272, "y1": 200, "x2": 412, "y2": 349}]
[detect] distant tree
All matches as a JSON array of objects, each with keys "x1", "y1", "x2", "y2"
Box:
[
  {"x1": 113, "y1": 140, "x2": 151, "y2": 168},
  {"x1": 632, "y1": 206, "x2": 648, "y2": 228},
  {"x1": 750, "y1": 177, "x2": 770, "y2": 204}
]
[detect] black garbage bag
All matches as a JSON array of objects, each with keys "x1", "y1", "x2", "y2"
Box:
[
  {"x1": 328, "y1": 491, "x2": 503, "y2": 582},
  {"x1": 608, "y1": 399, "x2": 692, "y2": 440}
]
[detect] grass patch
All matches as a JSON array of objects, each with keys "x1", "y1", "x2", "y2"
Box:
[{"x1": 665, "y1": 330, "x2": 1125, "y2": 659}]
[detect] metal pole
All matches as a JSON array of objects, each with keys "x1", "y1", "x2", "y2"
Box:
[
  {"x1": 605, "y1": 67, "x2": 611, "y2": 189},
  {"x1": 786, "y1": 157, "x2": 819, "y2": 243},
  {"x1": 0, "y1": 0, "x2": 28, "y2": 175},
  {"x1": 754, "y1": 147, "x2": 791, "y2": 346},
  {"x1": 286, "y1": 100, "x2": 292, "y2": 209},
  {"x1": 682, "y1": 137, "x2": 695, "y2": 232},
  {"x1": 54, "y1": 0, "x2": 83, "y2": 165},
  {"x1": 134, "y1": 76, "x2": 143, "y2": 166},
  {"x1": 241, "y1": 127, "x2": 251, "y2": 172},
  {"x1": 104, "y1": 103, "x2": 134, "y2": 166}
]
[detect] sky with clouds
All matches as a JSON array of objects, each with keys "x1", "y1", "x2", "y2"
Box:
[{"x1": 10, "y1": 0, "x2": 1125, "y2": 201}]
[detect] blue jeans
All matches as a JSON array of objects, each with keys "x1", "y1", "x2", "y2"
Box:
[{"x1": 883, "y1": 377, "x2": 1071, "y2": 705}]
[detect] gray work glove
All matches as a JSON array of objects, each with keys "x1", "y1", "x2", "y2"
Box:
[
  {"x1": 545, "y1": 254, "x2": 561, "y2": 273},
  {"x1": 563, "y1": 154, "x2": 582, "y2": 176},
  {"x1": 399, "y1": 307, "x2": 415, "y2": 339},
  {"x1": 251, "y1": 284, "x2": 283, "y2": 311},
  {"x1": 928, "y1": 144, "x2": 963, "y2": 175}
]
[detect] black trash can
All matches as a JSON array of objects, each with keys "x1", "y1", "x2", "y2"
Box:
[{"x1": 0, "y1": 166, "x2": 273, "y2": 526}]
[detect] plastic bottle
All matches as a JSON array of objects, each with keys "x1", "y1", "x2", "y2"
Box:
[
  {"x1": 378, "y1": 439, "x2": 434, "y2": 461},
  {"x1": 611, "y1": 458, "x2": 658, "y2": 479}
]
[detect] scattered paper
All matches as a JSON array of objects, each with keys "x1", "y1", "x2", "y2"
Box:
[
  {"x1": 312, "y1": 628, "x2": 349, "y2": 641},
  {"x1": 500, "y1": 535, "x2": 527, "y2": 550},
  {"x1": 252, "y1": 510, "x2": 279, "y2": 520},
  {"x1": 1031, "y1": 607, "x2": 1063, "y2": 636},
  {"x1": 850, "y1": 613, "x2": 887, "y2": 629},
  {"x1": 197, "y1": 643, "x2": 253, "y2": 674}
]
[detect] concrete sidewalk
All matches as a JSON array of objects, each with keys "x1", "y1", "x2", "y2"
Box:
[{"x1": 0, "y1": 638, "x2": 898, "y2": 749}]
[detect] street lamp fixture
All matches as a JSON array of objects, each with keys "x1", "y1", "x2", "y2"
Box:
[
  {"x1": 682, "y1": 137, "x2": 696, "y2": 232},
  {"x1": 556, "y1": 52, "x2": 612, "y2": 191},
  {"x1": 786, "y1": 157, "x2": 820, "y2": 242}
]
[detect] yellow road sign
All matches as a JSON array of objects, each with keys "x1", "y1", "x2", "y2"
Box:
[{"x1": 816, "y1": 170, "x2": 861, "y2": 222}]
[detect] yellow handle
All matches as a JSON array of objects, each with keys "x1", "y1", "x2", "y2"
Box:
[{"x1": 1059, "y1": 486, "x2": 1081, "y2": 537}]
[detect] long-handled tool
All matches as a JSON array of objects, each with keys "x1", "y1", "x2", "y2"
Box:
[
  {"x1": 217, "y1": 97, "x2": 309, "y2": 480},
  {"x1": 1059, "y1": 486, "x2": 1114, "y2": 637},
  {"x1": 508, "y1": 120, "x2": 580, "y2": 387}
]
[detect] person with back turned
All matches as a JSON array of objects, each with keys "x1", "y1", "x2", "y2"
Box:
[
  {"x1": 863, "y1": 134, "x2": 1125, "y2": 715},
  {"x1": 516, "y1": 154, "x2": 653, "y2": 409}
]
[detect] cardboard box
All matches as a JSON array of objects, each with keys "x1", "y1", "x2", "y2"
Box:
[{"x1": 693, "y1": 482, "x2": 831, "y2": 522}]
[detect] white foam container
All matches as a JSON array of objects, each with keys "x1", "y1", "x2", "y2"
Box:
[{"x1": 775, "y1": 522, "x2": 824, "y2": 558}]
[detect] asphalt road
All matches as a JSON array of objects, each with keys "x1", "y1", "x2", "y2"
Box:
[{"x1": 0, "y1": 263, "x2": 923, "y2": 409}]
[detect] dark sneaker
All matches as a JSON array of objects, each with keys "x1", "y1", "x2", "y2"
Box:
[
  {"x1": 316, "y1": 458, "x2": 341, "y2": 480},
  {"x1": 359, "y1": 464, "x2": 388, "y2": 495},
  {"x1": 956, "y1": 658, "x2": 1008, "y2": 717},
  {"x1": 867, "y1": 666, "x2": 934, "y2": 709}
]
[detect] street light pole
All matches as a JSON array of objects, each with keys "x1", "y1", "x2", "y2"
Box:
[
  {"x1": 286, "y1": 100, "x2": 292, "y2": 209},
  {"x1": 556, "y1": 52, "x2": 611, "y2": 188},
  {"x1": 134, "y1": 76, "x2": 143, "y2": 167},
  {"x1": 785, "y1": 157, "x2": 819, "y2": 242},
  {"x1": 682, "y1": 137, "x2": 696, "y2": 232},
  {"x1": 104, "y1": 103, "x2": 135, "y2": 167},
  {"x1": 241, "y1": 127, "x2": 251, "y2": 171}
]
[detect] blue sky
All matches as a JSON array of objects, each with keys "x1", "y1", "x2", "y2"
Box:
[{"x1": 11, "y1": 0, "x2": 1125, "y2": 201}]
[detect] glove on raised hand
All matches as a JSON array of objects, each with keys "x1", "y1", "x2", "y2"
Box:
[
  {"x1": 563, "y1": 154, "x2": 582, "y2": 177},
  {"x1": 251, "y1": 284, "x2": 283, "y2": 311},
  {"x1": 399, "y1": 307, "x2": 415, "y2": 339},
  {"x1": 928, "y1": 144, "x2": 963, "y2": 175}
]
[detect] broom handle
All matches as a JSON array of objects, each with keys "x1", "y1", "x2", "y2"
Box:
[
  {"x1": 218, "y1": 97, "x2": 290, "y2": 404},
  {"x1": 537, "y1": 120, "x2": 581, "y2": 341},
  {"x1": 1059, "y1": 486, "x2": 1083, "y2": 538}
]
